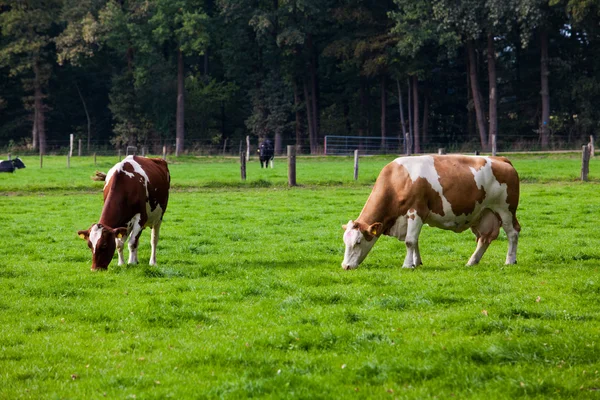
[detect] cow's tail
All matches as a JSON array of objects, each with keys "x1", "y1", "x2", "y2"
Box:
[{"x1": 91, "y1": 171, "x2": 107, "y2": 181}]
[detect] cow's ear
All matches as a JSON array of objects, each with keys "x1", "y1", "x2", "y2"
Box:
[
  {"x1": 367, "y1": 222, "x2": 383, "y2": 237},
  {"x1": 113, "y1": 227, "x2": 128, "y2": 239},
  {"x1": 78, "y1": 230, "x2": 90, "y2": 240}
]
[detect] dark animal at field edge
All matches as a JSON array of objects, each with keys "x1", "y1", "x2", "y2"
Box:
[
  {"x1": 258, "y1": 139, "x2": 274, "y2": 168},
  {"x1": 0, "y1": 157, "x2": 26, "y2": 173},
  {"x1": 78, "y1": 155, "x2": 170, "y2": 271}
]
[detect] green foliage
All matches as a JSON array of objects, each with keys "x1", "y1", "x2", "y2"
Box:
[
  {"x1": 2, "y1": 0, "x2": 600, "y2": 152},
  {"x1": 1, "y1": 155, "x2": 600, "y2": 397}
]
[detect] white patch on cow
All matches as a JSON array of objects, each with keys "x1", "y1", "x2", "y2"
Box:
[
  {"x1": 89, "y1": 224, "x2": 103, "y2": 254},
  {"x1": 104, "y1": 156, "x2": 150, "y2": 197},
  {"x1": 145, "y1": 202, "x2": 163, "y2": 227},
  {"x1": 127, "y1": 213, "x2": 142, "y2": 238},
  {"x1": 388, "y1": 216, "x2": 408, "y2": 240},
  {"x1": 126, "y1": 213, "x2": 142, "y2": 264},
  {"x1": 394, "y1": 156, "x2": 453, "y2": 216},
  {"x1": 341, "y1": 221, "x2": 379, "y2": 270}
]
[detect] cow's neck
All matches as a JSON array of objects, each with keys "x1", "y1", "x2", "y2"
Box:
[
  {"x1": 356, "y1": 187, "x2": 401, "y2": 234},
  {"x1": 99, "y1": 180, "x2": 136, "y2": 229}
]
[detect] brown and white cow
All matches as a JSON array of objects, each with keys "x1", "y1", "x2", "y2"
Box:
[
  {"x1": 78, "y1": 156, "x2": 170, "y2": 270},
  {"x1": 342, "y1": 155, "x2": 520, "y2": 270}
]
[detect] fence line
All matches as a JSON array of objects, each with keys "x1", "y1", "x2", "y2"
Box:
[{"x1": 0, "y1": 133, "x2": 596, "y2": 157}]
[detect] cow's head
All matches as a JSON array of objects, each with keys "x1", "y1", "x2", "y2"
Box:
[
  {"x1": 13, "y1": 157, "x2": 26, "y2": 169},
  {"x1": 341, "y1": 220, "x2": 382, "y2": 270},
  {"x1": 78, "y1": 224, "x2": 127, "y2": 270}
]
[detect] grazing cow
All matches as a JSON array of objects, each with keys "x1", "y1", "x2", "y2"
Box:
[
  {"x1": 78, "y1": 156, "x2": 170, "y2": 270},
  {"x1": 342, "y1": 155, "x2": 520, "y2": 270},
  {"x1": 0, "y1": 157, "x2": 26, "y2": 173},
  {"x1": 258, "y1": 139, "x2": 274, "y2": 168}
]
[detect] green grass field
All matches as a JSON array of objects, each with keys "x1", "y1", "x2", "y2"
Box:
[{"x1": 1, "y1": 153, "x2": 599, "y2": 399}]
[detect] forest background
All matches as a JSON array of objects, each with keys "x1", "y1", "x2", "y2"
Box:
[{"x1": 0, "y1": 0, "x2": 599, "y2": 156}]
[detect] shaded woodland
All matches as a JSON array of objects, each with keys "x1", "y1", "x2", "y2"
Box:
[{"x1": 1, "y1": 0, "x2": 599, "y2": 154}]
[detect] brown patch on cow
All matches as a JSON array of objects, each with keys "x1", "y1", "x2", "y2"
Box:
[
  {"x1": 413, "y1": 177, "x2": 445, "y2": 218},
  {"x1": 434, "y1": 156, "x2": 486, "y2": 216}
]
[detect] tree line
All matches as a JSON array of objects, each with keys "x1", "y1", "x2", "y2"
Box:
[{"x1": 1, "y1": 0, "x2": 598, "y2": 155}]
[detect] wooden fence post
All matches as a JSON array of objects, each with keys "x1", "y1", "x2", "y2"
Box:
[
  {"x1": 240, "y1": 150, "x2": 247, "y2": 181},
  {"x1": 118, "y1": 149, "x2": 122, "y2": 161},
  {"x1": 491, "y1": 134, "x2": 497, "y2": 156},
  {"x1": 581, "y1": 144, "x2": 591, "y2": 181},
  {"x1": 246, "y1": 135, "x2": 250, "y2": 162},
  {"x1": 69, "y1": 134, "x2": 74, "y2": 158},
  {"x1": 162, "y1": 146, "x2": 167, "y2": 160},
  {"x1": 141, "y1": 147, "x2": 146, "y2": 157},
  {"x1": 175, "y1": 138, "x2": 180, "y2": 157},
  {"x1": 354, "y1": 149, "x2": 359, "y2": 181},
  {"x1": 78, "y1": 139, "x2": 82, "y2": 157},
  {"x1": 222, "y1": 138, "x2": 228, "y2": 156},
  {"x1": 287, "y1": 145, "x2": 296, "y2": 187},
  {"x1": 438, "y1": 148, "x2": 446, "y2": 155},
  {"x1": 590, "y1": 135, "x2": 595, "y2": 158},
  {"x1": 7, "y1": 153, "x2": 11, "y2": 160}
]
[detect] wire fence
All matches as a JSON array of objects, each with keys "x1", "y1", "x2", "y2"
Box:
[{"x1": 0, "y1": 132, "x2": 595, "y2": 158}]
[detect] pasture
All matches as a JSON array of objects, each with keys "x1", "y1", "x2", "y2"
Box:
[{"x1": 1, "y1": 153, "x2": 599, "y2": 399}]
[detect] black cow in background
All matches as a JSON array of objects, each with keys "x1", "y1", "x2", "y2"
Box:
[
  {"x1": 258, "y1": 139, "x2": 274, "y2": 168},
  {"x1": 0, "y1": 157, "x2": 26, "y2": 173}
]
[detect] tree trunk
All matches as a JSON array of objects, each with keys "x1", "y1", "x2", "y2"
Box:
[
  {"x1": 33, "y1": 62, "x2": 45, "y2": 155},
  {"x1": 308, "y1": 34, "x2": 319, "y2": 151},
  {"x1": 380, "y1": 75, "x2": 387, "y2": 150},
  {"x1": 303, "y1": 80, "x2": 316, "y2": 154},
  {"x1": 293, "y1": 79, "x2": 303, "y2": 151},
  {"x1": 359, "y1": 78, "x2": 367, "y2": 138},
  {"x1": 412, "y1": 75, "x2": 420, "y2": 154},
  {"x1": 75, "y1": 82, "x2": 91, "y2": 152},
  {"x1": 540, "y1": 29, "x2": 550, "y2": 149},
  {"x1": 422, "y1": 90, "x2": 429, "y2": 146},
  {"x1": 396, "y1": 79, "x2": 409, "y2": 155},
  {"x1": 32, "y1": 107, "x2": 38, "y2": 151},
  {"x1": 407, "y1": 78, "x2": 413, "y2": 154},
  {"x1": 487, "y1": 33, "x2": 498, "y2": 155},
  {"x1": 466, "y1": 39, "x2": 488, "y2": 150},
  {"x1": 176, "y1": 48, "x2": 185, "y2": 156}
]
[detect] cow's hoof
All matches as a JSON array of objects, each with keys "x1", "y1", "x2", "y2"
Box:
[{"x1": 402, "y1": 264, "x2": 415, "y2": 269}]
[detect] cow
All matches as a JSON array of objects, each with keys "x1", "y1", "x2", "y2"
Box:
[
  {"x1": 258, "y1": 139, "x2": 274, "y2": 168},
  {"x1": 78, "y1": 155, "x2": 170, "y2": 271},
  {"x1": 0, "y1": 157, "x2": 26, "y2": 173},
  {"x1": 342, "y1": 155, "x2": 520, "y2": 270}
]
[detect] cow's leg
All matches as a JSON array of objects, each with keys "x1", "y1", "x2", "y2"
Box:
[
  {"x1": 413, "y1": 241, "x2": 423, "y2": 267},
  {"x1": 467, "y1": 236, "x2": 491, "y2": 266},
  {"x1": 149, "y1": 221, "x2": 161, "y2": 266},
  {"x1": 402, "y1": 215, "x2": 423, "y2": 268},
  {"x1": 499, "y1": 211, "x2": 520, "y2": 265},
  {"x1": 467, "y1": 210, "x2": 500, "y2": 266},
  {"x1": 127, "y1": 214, "x2": 143, "y2": 264},
  {"x1": 128, "y1": 232, "x2": 142, "y2": 264},
  {"x1": 116, "y1": 237, "x2": 126, "y2": 266}
]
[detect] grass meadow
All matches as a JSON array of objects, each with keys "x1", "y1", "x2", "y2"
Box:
[{"x1": 1, "y1": 153, "x2": 599, "y2": 399}]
